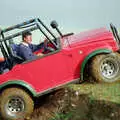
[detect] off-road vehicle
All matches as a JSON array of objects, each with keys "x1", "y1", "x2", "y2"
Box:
[{"x1": 0, "y1": 18, "x2": 120, "y2": 120}]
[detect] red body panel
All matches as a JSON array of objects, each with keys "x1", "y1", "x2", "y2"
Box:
[{"x1": 0, "y1": 27, "x2": 119, "y2": 94}]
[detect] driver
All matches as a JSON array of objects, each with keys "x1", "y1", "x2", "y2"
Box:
[{"x1": 18, "y1": 31, "x2": 44, "y2": 61}]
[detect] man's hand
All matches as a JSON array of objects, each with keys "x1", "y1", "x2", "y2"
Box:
[
  {"x1": 37, "y1": 53, "x2": 44, "y2": 57},
  {"x1": 0, "y1": 57, "x2": 5, "y2": 62}
]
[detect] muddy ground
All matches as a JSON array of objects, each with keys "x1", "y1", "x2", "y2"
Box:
[{"x1": 31, "y1": 82, "x2": 120, "y2": 120}]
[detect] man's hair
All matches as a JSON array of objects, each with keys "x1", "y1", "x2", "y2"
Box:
[{"x1": 22, "y1": 31, "x2": 32, "y2": 40}]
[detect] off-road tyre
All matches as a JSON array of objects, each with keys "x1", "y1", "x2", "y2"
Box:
[
  {"x1": 90, "y1": 53, "x2": 120, "y2": 83},
  {"x1": 0, "y1": 87, "x2": 34, "y2": 120}
]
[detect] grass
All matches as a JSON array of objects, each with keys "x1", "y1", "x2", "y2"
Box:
[
  {"x1": 31, "y1": 82, "x2": 120, "y2": 120},
  {"x1": 49, "y1": 112, "x2": 73, "y2": 120},
  {"x1": 68, "y1": 82, "x2": 120, "y2": 104}
]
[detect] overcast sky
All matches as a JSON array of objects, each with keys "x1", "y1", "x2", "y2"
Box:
[{"x1": 0, "y1": 0, "x2": 120, "y2": 33}]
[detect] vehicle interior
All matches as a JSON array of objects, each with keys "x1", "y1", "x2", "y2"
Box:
[{"x1": 0, "y1": 18, "x2": 61, "y2": 74}]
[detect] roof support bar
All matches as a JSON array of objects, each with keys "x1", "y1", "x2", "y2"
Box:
[{"x1": 2, "y1": 19, "x2": 36, "y2": 33}]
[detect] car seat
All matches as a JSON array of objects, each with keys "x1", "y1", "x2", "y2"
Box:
[{"x1": 9, "y1": 44, "x2": 24, "y2": 64}]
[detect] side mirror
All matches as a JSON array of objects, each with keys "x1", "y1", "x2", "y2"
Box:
[
  {"x1": 50, "y1": 20, "x2": 58, "y2": 29},
  {"x1": 50, "y1": 20, "x2": 63, "y2": 37}
]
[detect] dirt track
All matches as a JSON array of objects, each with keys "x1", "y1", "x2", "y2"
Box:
[{"x1": 31, "y1": 82, "x2": 120, "y2": 120}]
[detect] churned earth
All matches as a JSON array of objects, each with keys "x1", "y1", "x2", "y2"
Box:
[{"x1": 31, "y1": 82, "x2": 120, "y2": 120}]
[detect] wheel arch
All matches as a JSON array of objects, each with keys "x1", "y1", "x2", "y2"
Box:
[
  {"x1": 0, "y1": 80, "x2": 37, "y2": 98},
  {"x1": 80, "y1": 49, "x2": 112, "y2": 81}
]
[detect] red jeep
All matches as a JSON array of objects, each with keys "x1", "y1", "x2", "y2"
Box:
[{"x1": 0, "y1": 18, "x2": 120, "y2": 120}]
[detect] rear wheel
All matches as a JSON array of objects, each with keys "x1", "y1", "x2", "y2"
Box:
[
  {"x1": 0, "y1": 87, "x2": 34, "y2": 120},
  {"x1": 90, "y1": 53, "x2": 120, "y2": 83}
]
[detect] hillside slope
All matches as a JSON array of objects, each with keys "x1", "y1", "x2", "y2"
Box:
[{"x1": 31, "y1": 82, "x2": 120, "y2": 120}]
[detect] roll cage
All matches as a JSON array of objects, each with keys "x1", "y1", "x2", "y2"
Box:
[
  {"x1": 110, "y1": 23, "x2": 120, "y2": 49},
  {"x1": 0, "y1": 18, "x2": 60, "y2": 71}
]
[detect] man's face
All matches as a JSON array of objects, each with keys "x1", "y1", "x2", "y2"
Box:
[{"x1": 24, "y1": 35, "x2": 32, "y2": 44}]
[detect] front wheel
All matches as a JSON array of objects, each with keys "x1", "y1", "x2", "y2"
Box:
[
  {"x1": 90, "y1": 53, "x2": 120, "y2": 83},
  {"x1": 0, "y1": 87, "x2": 34, "y2": 120}
]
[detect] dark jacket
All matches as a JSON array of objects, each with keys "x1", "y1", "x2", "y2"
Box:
[{"x1": 18, "y1": 43, "x2": 44, "y2": 61}]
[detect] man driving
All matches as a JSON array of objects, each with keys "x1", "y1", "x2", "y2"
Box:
[{"x1": 18, "y1": 31, "x2": 44, "y2": 61}]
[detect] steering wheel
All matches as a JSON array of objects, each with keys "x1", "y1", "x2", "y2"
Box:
[{"x1": 43, "y1": 39, "x2": 55, "y2": 53}]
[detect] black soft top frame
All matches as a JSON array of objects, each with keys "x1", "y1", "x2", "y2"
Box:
[{"x1": 0, "y1": 18, "x2": 58, "y2": 69}]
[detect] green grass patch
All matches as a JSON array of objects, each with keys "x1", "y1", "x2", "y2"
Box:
[{"x1": 68, "y1": 82, "x2": 120, "y2": 104}]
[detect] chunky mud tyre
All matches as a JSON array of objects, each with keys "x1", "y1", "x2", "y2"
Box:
[
  {"x1": 0, "y1": 87, "x2": 34, "y2": 120},
  {"x1": 90, "y1": 53, "x2": 120, "y2": 83}
]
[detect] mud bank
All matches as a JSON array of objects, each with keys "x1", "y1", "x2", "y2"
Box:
[{"x1": 31, "y1": 82, "x2": 120, "y2": 120}]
